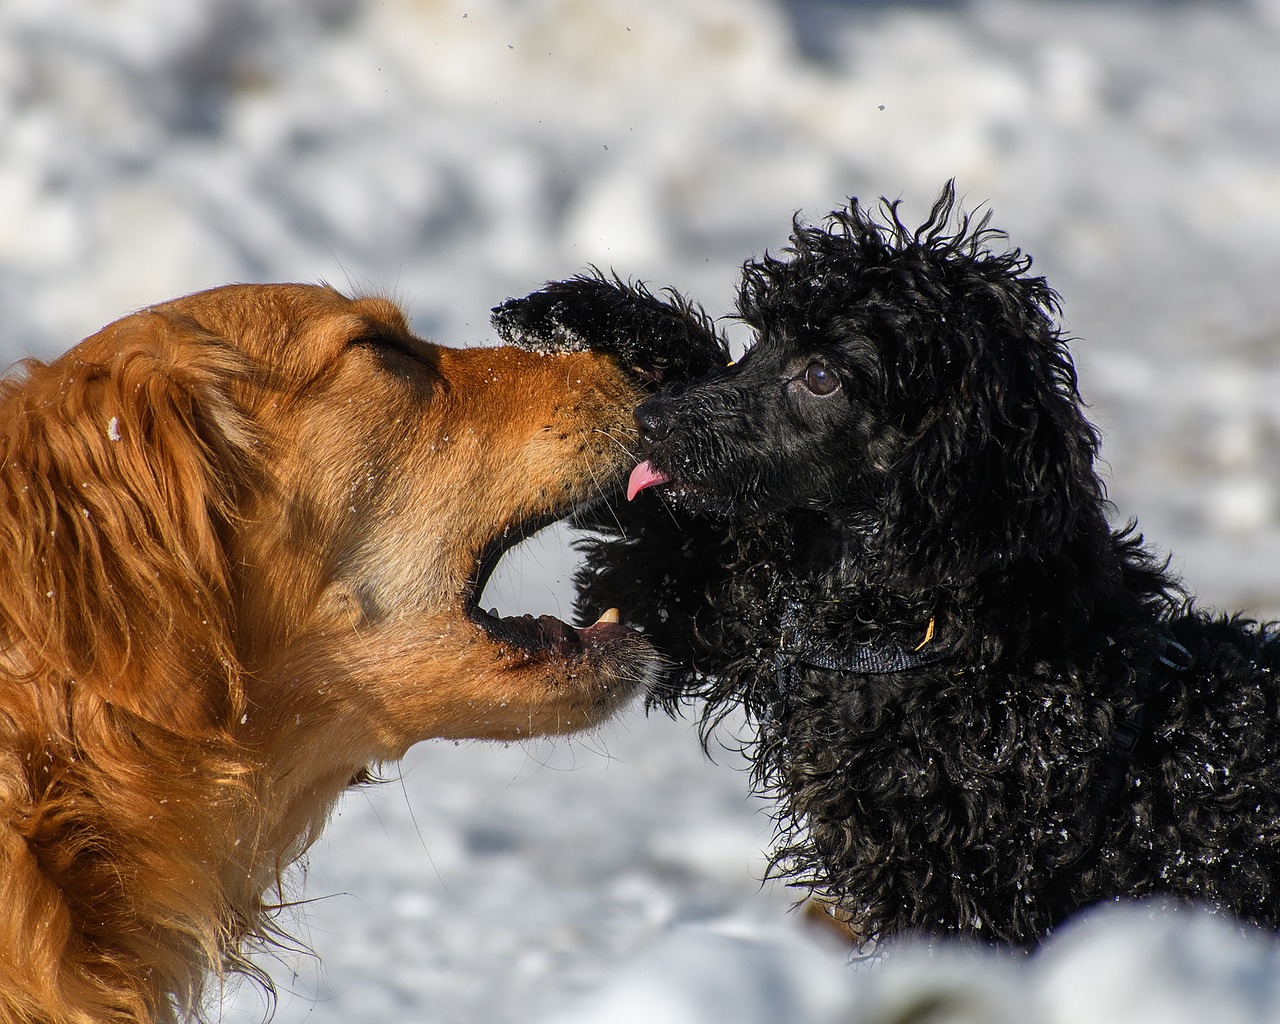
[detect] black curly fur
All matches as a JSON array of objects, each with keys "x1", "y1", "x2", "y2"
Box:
[
  {"x1": 492, "y1": 270, "x2": 728, "y2": 386},
  {"x1": 508, "y1": 183, "x2": 1280, "y2": 946}
]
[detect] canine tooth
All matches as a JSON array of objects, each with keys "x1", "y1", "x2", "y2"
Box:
[{"x1": 595, "y1": 607, "x2": 621, "y2": 625}]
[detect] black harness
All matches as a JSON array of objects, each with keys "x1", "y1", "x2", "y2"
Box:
[{"x1": 772, "y1": 596, "x2": 951, "y2": 691}]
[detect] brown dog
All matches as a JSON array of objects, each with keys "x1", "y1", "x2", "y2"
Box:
[{"x1": 0, "y1": 284, "x2": 671, "y2": 1023}]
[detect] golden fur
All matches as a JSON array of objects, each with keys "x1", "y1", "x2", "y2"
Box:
[{"x1": 0, "y1": 284, "x2": 657, "y2": 1023}]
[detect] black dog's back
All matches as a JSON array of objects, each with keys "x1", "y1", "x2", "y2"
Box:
[{"x1": 496, "y1": 183, "x2": 1280, "y2": 945}]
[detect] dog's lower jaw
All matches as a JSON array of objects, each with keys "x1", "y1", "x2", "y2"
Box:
[{"x1": 454, "y1": 630, "x2": 660, "y2": 742}]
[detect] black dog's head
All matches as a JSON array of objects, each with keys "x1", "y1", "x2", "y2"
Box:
[
  {"x1": 631, "y1": 182, "x2": 1106, "y2": 591},
  {"x1": 491, "y1": 185, "x2": 1111, "y2": 702}
]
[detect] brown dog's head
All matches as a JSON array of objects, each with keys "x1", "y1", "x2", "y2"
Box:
[
  {"x1": 7, "y1": 283, "x2": 685, "y2": 752},
  {"x1": 1, "y1": 281, "x2": 712, "y2": 1021}
]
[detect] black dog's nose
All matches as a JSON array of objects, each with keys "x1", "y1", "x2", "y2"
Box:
[{"x1": 635, "y1": 397, "x2": 675, "y2": 444}]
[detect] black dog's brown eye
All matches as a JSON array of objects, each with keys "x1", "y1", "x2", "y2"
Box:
[{"x1": 803, "y1": 362, "x2": 840, "y2": 396}]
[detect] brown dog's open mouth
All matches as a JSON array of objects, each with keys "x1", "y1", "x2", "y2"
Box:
[{"x1": 465, "y1": 509, "x2": 634, "y2": 658}]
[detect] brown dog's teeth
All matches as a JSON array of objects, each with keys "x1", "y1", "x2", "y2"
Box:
[{"x1": 594, "y1": 607, "x2": 621, "y2": 625}]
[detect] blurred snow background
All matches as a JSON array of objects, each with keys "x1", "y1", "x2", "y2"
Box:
[{"x1": 4, "y1": 0, "x2": 1280, "y2": 1020}]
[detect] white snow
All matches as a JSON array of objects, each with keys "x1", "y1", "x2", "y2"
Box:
[{"x1": 4, "y1": 0, "x2": 1280, "y2": 1021}]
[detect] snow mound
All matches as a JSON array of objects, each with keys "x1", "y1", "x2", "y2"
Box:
[{"x1": 547, "y1": 902, "x2": 1280, "y2": 1024}]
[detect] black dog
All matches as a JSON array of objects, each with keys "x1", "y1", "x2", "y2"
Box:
[{"x1": 493, "y1": 183, "x2": 1280, "y2": 946}]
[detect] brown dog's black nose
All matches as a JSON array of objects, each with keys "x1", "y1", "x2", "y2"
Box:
[{"x1": 635, "y1": 398, "x2": 675, "y2": 444}]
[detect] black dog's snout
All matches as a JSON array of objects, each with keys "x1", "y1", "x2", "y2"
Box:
[{"x1": 635, "y1": 398, "x2": 675, "y2": 444}]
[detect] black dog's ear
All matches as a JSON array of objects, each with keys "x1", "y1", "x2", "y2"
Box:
[
  {"x1": 877, "y1": 286, "x2": 1107, "y2": 590},
  {"x1": 492, "y1": 271, "x2": 730, "y2": 385}
]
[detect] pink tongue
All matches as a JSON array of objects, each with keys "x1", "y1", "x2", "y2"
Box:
[{"x1": 627, "y1": 460, "x2": 671, "y2": 501}]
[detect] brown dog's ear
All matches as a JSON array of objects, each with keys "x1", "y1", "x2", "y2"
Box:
[{"x1": 0, "y1": 310, "x2": 255, "y2": 736}]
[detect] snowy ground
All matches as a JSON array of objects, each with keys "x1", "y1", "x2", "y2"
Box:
[{"x1": 4, "y1": 0, "x2": 1280, "y2": 1021}]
